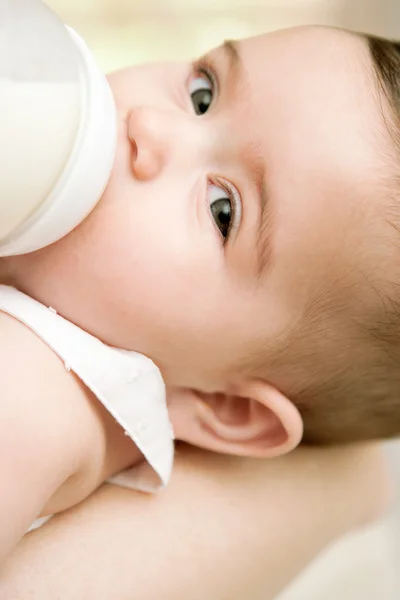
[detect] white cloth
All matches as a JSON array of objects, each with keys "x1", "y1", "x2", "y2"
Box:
[{"x1": 0, "y1": 285, "x2": 174, "y2": 531}]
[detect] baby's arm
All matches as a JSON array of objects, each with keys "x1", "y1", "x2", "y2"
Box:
[{"x1": 0, "y1": 312, "x2": 137, "y2": 563}]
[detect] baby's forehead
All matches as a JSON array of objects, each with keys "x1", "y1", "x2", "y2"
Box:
[
  {"x1": 239, "y1": 26, "x2": 375, "y2": 93},
  {"x1": 227, "y1": 29, "x2": 395, "y2": 295},
  {"x1": 241, "y1": 25, "x2": 364, "y2": 59},
  {"x1": 233, "y1": 28, "x2": 387, "y2": 177},
  {"x1": 242, "y1": 28, "x2": 392, "y2": 188}
]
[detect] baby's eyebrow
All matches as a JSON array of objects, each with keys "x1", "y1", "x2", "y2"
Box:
[
  {"x1": 220, "y1": 39, "x2": 243, "y2": 98},
  {"x1": 222, "y1": 39, "x2": 241, "y2": 66},
  {"x1": 244, "y1": 140, "x2": 273, "y2": 279},
  {"x1": 256, "y1": 179, "x2": 273, "y2": 279},
  {"x1": 219, "y1": 40, "x2": 274, "y2": 277}
]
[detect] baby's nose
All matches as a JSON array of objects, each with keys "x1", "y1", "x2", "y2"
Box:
[{"x1": 127, "y1": 106, "x2": 167, "y2": 181}]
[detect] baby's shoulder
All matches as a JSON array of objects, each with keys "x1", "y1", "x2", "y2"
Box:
[
  {"x1": 0, "y1": 307, "x2": 63, "y2": 365},
  {"x1": 0, "y1": 311, "x2": 109, "y2": 551},
  {"x1": 0, "y1": 309, "x2": 103, "y2": 446},
  {"x1": 0, "y1": 309, "x2": 105, "y2": 487},
  {"x1": 0, "y1": 308, "x2": 92, "y2": 451},
  {"x1": 0, "y1": 308, "x2": 86, "y2": 403},
  {"x1": 0, "y1": 310, "x2": 140, "y2": 513}
]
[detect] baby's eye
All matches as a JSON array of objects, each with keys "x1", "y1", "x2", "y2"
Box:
[
  {"x1": 208, "y1": 182, "x2": 238, "y2": 241},
  {"x1": 189, "y1": 71, "x2": 214, "y2": 115}
]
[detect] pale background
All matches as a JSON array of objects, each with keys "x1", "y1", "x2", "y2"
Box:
[{"x1": 46, "y1": 0, "x2": 400, "y2": 598}]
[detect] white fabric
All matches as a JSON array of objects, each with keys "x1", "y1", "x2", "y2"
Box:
[{"x1": 0, "y1": 285, "x2": 174, "y2": 531}]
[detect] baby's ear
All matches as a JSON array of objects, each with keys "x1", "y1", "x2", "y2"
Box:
[{"x1": 167, "y1": 380, "x2": 303, "y2": 458}]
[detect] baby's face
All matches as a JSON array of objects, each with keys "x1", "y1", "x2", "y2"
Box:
[{"x1": 11, "y1": 26, "x2": 391, "y2": 390}]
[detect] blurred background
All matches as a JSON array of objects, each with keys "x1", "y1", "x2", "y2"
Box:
[
  {"x1": 46, "y1": 0, "x2": 400, "y2": 72},
  {"x1": 45, "y1": 1, "x2": 400, "y2": 598}
]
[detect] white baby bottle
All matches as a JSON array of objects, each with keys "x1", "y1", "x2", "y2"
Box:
[{"x1": 0, "y1": 0, "x2": 117, "y2": 256}]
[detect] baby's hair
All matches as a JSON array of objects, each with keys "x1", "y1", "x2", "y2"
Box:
[{"x1": 368, "y1": 35, "x2": 400, "y2": 152}]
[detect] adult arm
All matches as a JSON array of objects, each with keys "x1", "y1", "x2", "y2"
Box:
[{"x1": 1, "y1": 442, "x2": 391, "y2": 600}]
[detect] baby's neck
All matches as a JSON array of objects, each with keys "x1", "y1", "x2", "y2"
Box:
[
  {"x1": 0, "y1": 253, "x2": 43, "y2": 296},
  {"x1": 0, "y1": 258, "x2": 16, "y2": 287}
]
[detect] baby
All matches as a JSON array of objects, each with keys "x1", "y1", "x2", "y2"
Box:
[{"x1": 1, "y1": 25, "x2": 400, "y2": 560}]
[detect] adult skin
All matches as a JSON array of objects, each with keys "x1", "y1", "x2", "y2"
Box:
[{"x1": 1, "y1": 442, "x2": 391, "y2": 600}]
